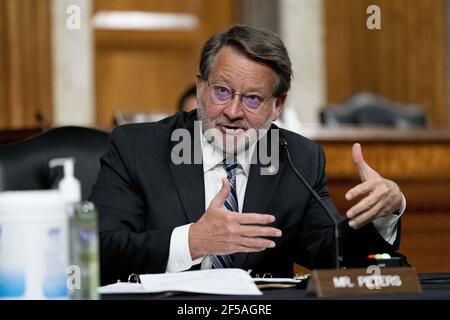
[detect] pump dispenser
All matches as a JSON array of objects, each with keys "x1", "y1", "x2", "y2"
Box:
[
  {"x1": 48, "y1": 157, "x2": 100, "y2": 300},
  {"x1": 48, "y1": 158, "x2": 81, "y2": 207},
  {"x1": 45, "y1": 157, "x2": 82, "y2": 299}
]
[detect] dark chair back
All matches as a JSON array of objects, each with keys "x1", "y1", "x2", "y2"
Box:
[
  {"x1": 0, "y1": 126, "x2": 109, "y2": 200},
  {"x1": 320, "y1": 92, "x2": 427, "y2": 128},
  {"x1": 0, "y1": 127, "x2": 44, "y2": 145}
]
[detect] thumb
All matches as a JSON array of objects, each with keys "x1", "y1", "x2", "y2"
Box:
[
  {"x1": 352, "y1": 143, "x2": 377, "y2": 181},
  {"x1": 210, "y1": 178, "x2": 230, "y2": 208}
]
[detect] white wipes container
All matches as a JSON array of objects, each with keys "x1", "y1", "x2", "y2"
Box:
[{"x1": 0, "y1": 190, "x2": 69, "y2": 299}]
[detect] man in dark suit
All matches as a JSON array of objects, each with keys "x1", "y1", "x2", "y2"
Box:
[{"x1": 91, "y1": 25, "x2": 404, "y2": 285}]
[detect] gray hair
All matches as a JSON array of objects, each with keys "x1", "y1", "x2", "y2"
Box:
[{"x1": 199, "y1": 25, "x2": 292, "y2": 97}]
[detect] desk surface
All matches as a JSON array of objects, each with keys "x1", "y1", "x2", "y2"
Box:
[{"x1": 103, "y1": 273, "x2": 450, "y2": 300}]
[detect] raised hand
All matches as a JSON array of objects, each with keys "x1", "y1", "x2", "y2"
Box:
[
  {"x1": 345, "y1": 143, "x2": 403, "y2": 229},
  {"x1": 189, "y1": 178, "x2": 282, "y2": 259}
]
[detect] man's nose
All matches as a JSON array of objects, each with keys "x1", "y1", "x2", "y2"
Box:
[{"x1": 223, "y1": 94, "x2": 245, "y2": 119}]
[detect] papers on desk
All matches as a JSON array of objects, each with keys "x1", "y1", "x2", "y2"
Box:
[
  {"x1": 99, "y1": 282, "x2": 146, "y2": 294},
  {"x1": 99, "y1": 269, "x2": 262, "y2": 295},
  {"x1": 253, "y1": 277, "x2": 304, "y2": 284},
  {"x1": 253, "y1": 277, "x2": 309, "y2": 289}
]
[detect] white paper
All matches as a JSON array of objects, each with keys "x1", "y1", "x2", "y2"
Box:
[
  {"x1": 253, "y1": 277, "x2": 303, "y2": 283},
  {"x1": 98, "y1": 282, "x2": 146, "y2": 294},
  {"x1": 99, "y1": 268, "x2": 262, "y2": 295}
]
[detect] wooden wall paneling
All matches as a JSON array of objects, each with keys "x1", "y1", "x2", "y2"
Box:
[
  {"x1": 94, "y1": 0, "x2": 236, "y2": 127},
  {"x1": 34, "y1": 0, "x2": 53, "y2": 127},
  {"x1": 198, "y1": 0, "x2": 235, "y2": 41},
  {"x1": 0, "y1": 0, "x2": 8, "y2": 127},
  {"x1": 0, "y1": 0, "x2": 52, "y2": 129},
  {"x1": 324, "y1": 0, "x2": 351, "y2": 101},
  {"x1": 402, "y1": 0, "x2": 448, "y2": 128},
  {"x1": 401, "y1": 211, "x2": 450, "y2": 273},
  {"x1": 96, "y1": 42, "x2": 199, "y2": 125},
  {"x1": 22, "y1": 0, "x2": 36, "y2": 126},
  {"x1": 22, "y1": 0, "x2": 53, "y2": 127},
  {"x1": 325, "y1": 0, "x2": 448, "y2": 128},
  {"x1": 5, "y1": 0, "x2": 24, "y2": 127}
]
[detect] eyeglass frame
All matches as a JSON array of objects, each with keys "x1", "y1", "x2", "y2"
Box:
[{"x1": 203, "y1": 79, "x2": 275, "y2": 114}]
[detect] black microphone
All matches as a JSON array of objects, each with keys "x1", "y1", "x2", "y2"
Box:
[{"x1": 280, "y1": 138, "x2": 343, "y2": 269}]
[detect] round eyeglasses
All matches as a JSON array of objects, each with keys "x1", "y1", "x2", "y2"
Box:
[{"x1": 205, "y1": 80, "x2": 273, "y2": 114}]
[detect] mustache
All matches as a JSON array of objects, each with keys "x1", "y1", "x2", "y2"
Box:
[{"x1": 213, "y1": 118, "x2": 250, "y2": 130}]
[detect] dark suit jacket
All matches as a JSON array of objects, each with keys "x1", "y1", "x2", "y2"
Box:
[{"x1": 90, "y1": 111, "x2": 400, "y2": 285}]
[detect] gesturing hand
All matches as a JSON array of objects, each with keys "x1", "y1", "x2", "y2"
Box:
[
  {"x1": 345, "y1": 143, "x2": 403, "y2": 229},
  {"x1": 189, "y1": 178, "x2": 282, "y2": 259}
]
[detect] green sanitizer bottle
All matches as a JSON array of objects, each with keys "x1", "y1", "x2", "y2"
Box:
[
  {"x1": 50, "y1": 158, "x2": 100, "y2": 300},
  {"x1": 69, "y1": 201, "x2": 100, "y2": 300}
]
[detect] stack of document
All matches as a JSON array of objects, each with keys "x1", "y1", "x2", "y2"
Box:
[
  {"x1": 99, "y1": 268, "x2": 262, "y2": 295},
  {"x1": 253, "y1": 276, "x2": 308, "y2": 289}
]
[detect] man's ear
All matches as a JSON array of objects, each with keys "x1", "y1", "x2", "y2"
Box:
[
  {"x1": 195, "y1": 75, "x2": 206, "y2": 107},
  {"x1": 195, "y1": 75, "x2": 204, "y2": 95},
  {"x1": 272, "y1": 93, "x2": 287, "y2": 121}
]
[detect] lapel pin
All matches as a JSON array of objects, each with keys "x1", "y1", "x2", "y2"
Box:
[{"x1": 267, "y1": 165, "x2": 277, "y2": 174}]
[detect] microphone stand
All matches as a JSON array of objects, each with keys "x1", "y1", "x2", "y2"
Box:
[{"x1": 280, "y1": 139, "x2": 343, "y2": 269}]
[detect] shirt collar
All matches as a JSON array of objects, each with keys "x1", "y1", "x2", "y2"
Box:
[{"x1": 199, "y1": 122, "x2": 255, "y2": 177}]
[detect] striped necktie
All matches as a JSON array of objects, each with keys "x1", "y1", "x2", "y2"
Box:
[{"x1": 211, "y1": 160, "x2": 238, "y2": 268}]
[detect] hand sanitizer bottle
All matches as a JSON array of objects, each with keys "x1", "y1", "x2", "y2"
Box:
[
  {"x1": 69, "y1": 201, "x2": 100, "y2": 300},
  {"x1": 41, "y1": 158, "x2": 81, "y2": 299},
  {"x1": 48, "y1": 158, "x2": 100, "y2": 299}
]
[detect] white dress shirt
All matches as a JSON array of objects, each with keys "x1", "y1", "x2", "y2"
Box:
[{"x1": 165, "y1": 126, "x2": 405, "y2": 272}]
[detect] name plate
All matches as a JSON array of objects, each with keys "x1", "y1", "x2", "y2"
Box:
[{"x1": 307, "y1": 267, "x2": 421, "y2": 298}]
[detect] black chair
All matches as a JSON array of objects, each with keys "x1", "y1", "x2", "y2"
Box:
[
  {"x1": 320, "y1": 92, "x2": 427, "y2": 128},
  {"x1": 0, "y1": 126, "x2": 109, "y2": 200},
  {"x1": 0, "y1": 127, "x2": 44, "y2": 145}
]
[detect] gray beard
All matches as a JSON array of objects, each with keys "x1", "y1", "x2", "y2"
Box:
[{"x1": 197, "y1": 102, "x2": 274, "y2": 156}]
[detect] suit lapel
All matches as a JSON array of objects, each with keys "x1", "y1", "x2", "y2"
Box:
[
  {"x1": 169, "y1": 117, "x2": 205, "y2": 223},
  {"x1": 242, "y1": 161, "x2": 286, "y2": 214},
  {"x1": 234, "y1": 128, "x2": 286, "y2": 268}
]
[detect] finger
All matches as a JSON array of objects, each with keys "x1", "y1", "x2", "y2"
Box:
[
  {"x1": 238, "y1": 236, "x2": 276, "y2": 249},
  {"x1": 235, "y1": 245, "x2": 267, "y2": 253},
  {"x1": 209, "y1": 178, "x2": 230, "y2": 208},
  {"x1": 345, "y1": 178, "x2": 379, "y2": 201},
  {"x1": 352, "y1": 143, "x2": 378, "y2": 182},
  {"x1": 348, "y1": 201, "x2": 385, "y2": 229},
  {"x1": 239, "y1": 226, "x2": 282, "y2": 238},
  {"x1": 346, "y1": 192, "x2": 383, "y2": 219},
  {"x1": 218, "y1": 238, "x2": 273, "y2": 254},
  {"x1": 235, "y1": 213, "x2": 276, "y2": 225},
  {"x1": 212, "y1": 243, "x2": 266, "y2": 255}
]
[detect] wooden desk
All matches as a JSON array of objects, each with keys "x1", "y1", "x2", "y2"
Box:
[{"x1": 299, "y1": 126, "x2": 450, "y2": 273}]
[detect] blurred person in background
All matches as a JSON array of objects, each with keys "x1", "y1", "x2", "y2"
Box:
[{"x1": 178, "y1": 84, "x2": 198, "y2": 112}]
